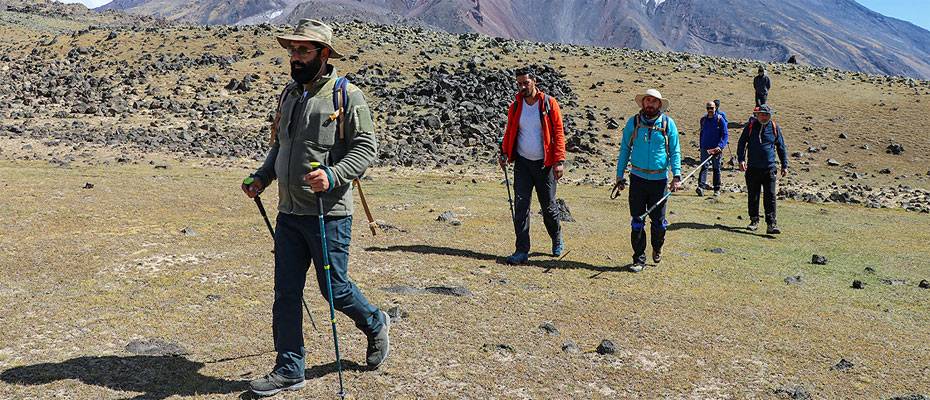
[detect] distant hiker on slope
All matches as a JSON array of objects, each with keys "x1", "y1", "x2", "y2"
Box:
[
  {"x1": 613, "y1": 89, "x2": 682, "y2": 272},
  {"x1": 754, "y1": 66, "x2": 772, "y2": 107},
  {"x1": 240, "y1": 19, "x2": 389, "y2": 396},
  {"x1": 498, "y1": 67, "x2": 567, "y2": 265},
  {"x1": 736, "y1": 104, "x2": 788, "y2": 235}
]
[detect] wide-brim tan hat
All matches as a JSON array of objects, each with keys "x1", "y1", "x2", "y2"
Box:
[
  {"x1": 276, "y1": 19, "x2": 344, "y2": 59},
  {"x1": 634, "y1": 88, "x2": 669, "y2": 112}
]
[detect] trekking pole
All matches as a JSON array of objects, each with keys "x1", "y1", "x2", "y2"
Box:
[
  {"x1": 309, "y1": 162, "x2": 347, "y2": 399},
  {"x1": 499, "y1": 155, "x2": 515, "y2": 222},
  {"x1": 637, "y1": 154, "x2": 716, "y2": 221},
  {"x1": 353, "y1": 179, "x2": 378, "y2": 236},
  {"x1": 243, "y1": 177, "x2": 318, "y2": 332}
]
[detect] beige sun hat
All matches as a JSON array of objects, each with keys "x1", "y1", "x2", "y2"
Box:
[
  {"x1": 276, "y1": 19, "x2": 344, "y2": 59},
  {"x1": 634, "y1": 88, "x2": 670, "y2": 112}
]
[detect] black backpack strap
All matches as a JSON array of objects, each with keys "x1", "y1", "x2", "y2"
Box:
[{"x1": 270, "y1": 82, "x2": 296, "y2": 145}]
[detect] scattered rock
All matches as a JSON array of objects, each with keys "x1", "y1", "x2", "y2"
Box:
[
  {"x1": 82, "y1": 182, "x2": 94, "y2": 189},
  {"x1": 481, "y1": 343, "x2": 515, "y2": 354},
  {"x1": 374, "y1": 220, "x2": 407, "y2": 233},
  {"x1": 561, "y1": 340, "x2": 581, "y2": 354},
  {"x1": 538, "y1": 322, "x2": 559, "y2": 336},
  {"x1": 864, "y1": 267, "x2": 876, "y2": 274},
  {"x1": 784, "y1": 275, "x2": 803, "y2": 285},
  {"x1": 880, "y1": 279, "x2": 906, "y2": 286},
  {"x1": 919, "y1": 280, "x2": 929, "y2": 289},
  {"x1": 437, "y1": 211, "x2": 462, "y2": 226},
  {"x1": 424, "y1": 286, "x2": 473, "y2": 297},
  {"x1": 826, "y1": 159, "x2": 840, "y2": 166},
  {"x1": 205, "y1": 294, "x2": 221, "y2": 301},
  {"x1": 154, "y1": 162, "x2": 169, "y2": 169},
  {"x1": 888, "y1": 395, "x2": 930, "y2": 400},
  {"x1": 596, "y1": 339, "x2": 617, "y2": 355},
  {"x1": 125, "y1": 338, "x2": 188, "y2": 356},
  {"x1": 851, "y1": 280, "x2": 865, "y2": 289},
  {"x1": 831, "y1": 358, "x2": 854, "y2": 371},
  {"x1": 387, "y1": 305, "x2": 408, "y2": 320},
  {"x1": 886, "y1": 143, "x2": 905, "y2": 155},
  {"x1": 180, "y1": 226, "x2": 197, "y2": 237},
  {"x1": 708, "y1": 247, "x2": 725, "y2": 254},
  {"x1": 774, "y1": 385, "x2": 812, "y2": 400},
  {"x1": 811, "y1": 255, "x2": 828, "y2": 265}
]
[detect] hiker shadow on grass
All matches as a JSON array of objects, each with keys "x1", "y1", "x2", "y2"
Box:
[
  {"x1": 365, "y1": 244, "x2": 622, "y2": 274},
  {"x1": 0, "y1": 355, "x2": 246, "y2": 400},
  {"x1": 667, "y1": 222, "x2": 775, "y2": 239}
]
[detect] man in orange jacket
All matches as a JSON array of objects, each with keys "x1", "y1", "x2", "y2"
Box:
[{"x1": 498, "y1": 67, "x2": 567, "y2": 264}]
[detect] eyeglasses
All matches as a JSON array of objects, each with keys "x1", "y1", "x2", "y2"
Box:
[
  {"x1": 706, "y1": 107, "x2": 715, "y2": 110},
  {"x1": 287, "y1": 46, "x2": 322, "y2": 57}
]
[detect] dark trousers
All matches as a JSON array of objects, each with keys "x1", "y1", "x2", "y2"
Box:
[
  {"x1": 512, "y1": 155, "x2": 561, "y2": 253},
  {"x1": 698, "y1": 151, "x2": 722, "y2": 191},
  {"x1": 745, "y1": 168, "x2": 777, "y2": 225},
  {"x1": 755, "y1": 93, "x2": 768, "y2": 107},
  {"x1": 628, "y1": 174, "x2": 668, "y2": 264},
  {"x1": 272, "y1": 212, "x2": 384, "y2": 379}
]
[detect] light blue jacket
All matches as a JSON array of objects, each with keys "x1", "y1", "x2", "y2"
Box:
[{"x1": 616, "y1": 113, "x2": 682, "y2": 181}]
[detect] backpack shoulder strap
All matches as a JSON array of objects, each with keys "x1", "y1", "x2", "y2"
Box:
[
  {"x1": 629, "y1": 116, "x2": 640, "y2": 149},
  {"x1": 269, "y1": 82, "x2": 297, "y2": 145},
  {"x1": 331, "y1": 77, "x2": 350, "y2": 141},
  {"x1": 661, "y1": 115, "x2": 670, "y2": 160}
]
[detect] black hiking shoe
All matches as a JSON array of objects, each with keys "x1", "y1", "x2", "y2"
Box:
[
  {"x1": 695, "y1": 187, "x2": 704, "y2": 197},
  {"x1": 652, "y1": 249, "x2": 662, "y2": 264},
  {"x1": 747, "y1": 220, "x2": 759, "y2": 231},
  {"x1": 767, "y1": 224, "x2": 781, "y2": 235},
  {"x1": 629, "y1": 261, "x2": 645, "y2": 273},
  {"x1": 249, "y1": 372, "x2": 305, "y2": 397},
  {"x1": 366, "y1": 311, "x2": 391, "y2": 369}
]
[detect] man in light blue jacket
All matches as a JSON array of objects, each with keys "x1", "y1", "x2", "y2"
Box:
[{"x1": 614, "y1": 89, "x2": 682, "y2": 272}]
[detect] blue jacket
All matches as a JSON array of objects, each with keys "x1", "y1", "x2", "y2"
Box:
[
  {"x1": 699, "y1": 112, "x2": 728, "y2": 150},
  {"x1": 737, "y1": 118, "x2": 788, "y2": 170},
  {"x1": 616, "y1": 113, "x2": 682, "y2": 181}
]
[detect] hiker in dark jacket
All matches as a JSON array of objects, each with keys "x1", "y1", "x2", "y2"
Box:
[
  {"x1": 240, "y1": 19, "x2": 389, "y2": 396},
  {"x1": 753, "y1": 66, "x2": 771, "y2": 107},
  {"x1": 499, "y1": 67, "x2": 567, "y2": 265},
  {"x1": 697, "y1": 101, "x2": 728, "y2": 196},
  {"x1": 736, "y1": 104, "x2": 788, "y2": 234}
]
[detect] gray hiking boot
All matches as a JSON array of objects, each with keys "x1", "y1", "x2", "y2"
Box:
[
  {"x1": 767, "y1": 224, "x2": 781, "y2": 235},
  {"x1": 249, "y1": 372, "x2": 305, "y2": 397},
  {"x1": 695, "y1": 187, "x2": 704, "y2": 197},
  {"x1": 747, "y1": 220, "x2": 759, "y2": 231},
  {"x1": 629, "y1": 263, "x2": 645, "y2": 273},
  {"x1": 366, "y1": 311, "x2": 391, "y2": 369}
]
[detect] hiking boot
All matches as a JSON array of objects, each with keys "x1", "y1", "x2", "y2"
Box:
[
  {"x1": 713, "y1": 190, "x2": 720, "y2": 197},
  {"x1": 629, "y1": 262, "x2": 645, "y2": 273},
  {"x1": 552, "y1": 237, "x2": 564, "y2": 257},
  {"x1": 652, "y1": 249, "x2": 662, "y2": 264},
  {"x1": 506, "y1": 251, "x2": 528, "y2": 265},
  {"x1": 249, "y1": 372, "x2": 305, "y2": 397},
  {"x1": 366, "y1": 311, "x2": 391, "y2": 369},
  {"x1": 747, "y1": 220, "x2": 759, "y2": 231},
  {"x1": 767, "y1": 224, "x2": 781, "y2": 235},
  {"x1": 695, "y1": 187, "x2": 704, "y2": 197}
]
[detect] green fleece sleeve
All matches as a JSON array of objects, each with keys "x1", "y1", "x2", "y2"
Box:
[
  {"x1": 330, "y1": 88, "x2": 377, "y2": 188},
  {"x1": 254, "y1": 141, "x2": 279, "y2": 186}
]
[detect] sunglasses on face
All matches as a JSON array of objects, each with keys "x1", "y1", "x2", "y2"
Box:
[{"x1": 287, "y1": 46, "x2": 322, "y2": 57}]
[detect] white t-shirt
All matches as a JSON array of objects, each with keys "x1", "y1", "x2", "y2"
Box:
[{"x1": 516, "y1": 98, "x2": 545, "y2": 161}]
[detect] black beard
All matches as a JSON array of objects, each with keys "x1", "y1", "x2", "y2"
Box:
[
  {"x1": 643, "y1": 107, "x2": 660, "y2": 119},
  {"x1": 290, "y1": 58, "x2": 323, "y2": 84}
]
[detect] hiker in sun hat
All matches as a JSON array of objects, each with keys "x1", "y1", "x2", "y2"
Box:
[
  {"x1": 737, "y1": 104, "x2": 788, "y2": 235},
  {"x1": 240, "y1": 18, "x2": 389, "y2": 396},
  {"x1": 613, "y1": 89, "x2": 682, "y2": 272}
]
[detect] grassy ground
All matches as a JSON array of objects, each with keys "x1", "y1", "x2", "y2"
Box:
[{"x1": 0, "y1": 159, "x2": 927, "y2": 399}]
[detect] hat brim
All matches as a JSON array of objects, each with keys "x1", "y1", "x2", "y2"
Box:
[
  {"x1": 276, "y1": 35, "x2": 344, "y2": 59},
  {"x1": 634, "y1": 94, "x2": 670, "y2": 112}
]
